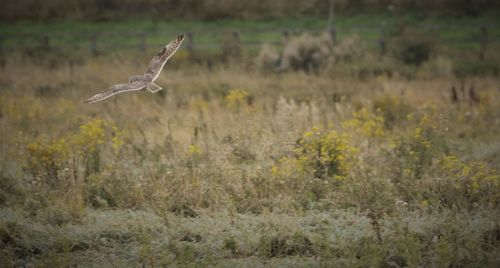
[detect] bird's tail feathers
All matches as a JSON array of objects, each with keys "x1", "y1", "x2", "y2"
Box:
[{"x1": 146, "y1": 83, "x2": 162, "y2": 93}]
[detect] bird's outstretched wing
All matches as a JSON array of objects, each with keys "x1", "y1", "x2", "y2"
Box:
[
  {"x1": 144, "y1": 33, "x2": 184, "y2": 82},
  {"x1": 84, "y1": 82, "x2": 147, "y2": 104}
]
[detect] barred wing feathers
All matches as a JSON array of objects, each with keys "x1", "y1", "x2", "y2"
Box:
[
  {"x1": 84, "y1": 82, "x2": 147, "y2": 104},
  {"x1": 84, "y1": 33, "x2": 184, "y2": 104},
  {"x1": 144, "y1": 34, "x2": 185, "y2": 82}
]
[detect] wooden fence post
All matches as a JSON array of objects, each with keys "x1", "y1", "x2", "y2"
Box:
[
  {"x1": 379, "y1": 23, "x2": 386, "y2": 56},
  {"x1": 329, "y1": 28, "x2": 337, "y2": 43},
  {"x1": 231, "y1": 30, "x2": 242, "y2": 59},
  {"x1": 186, "y1": 32, "x2": 194, "y2": 53},
  {"x1": 40, "y1": 35, "x2": 50, "y2": 50},
  {"x1": 0, "y1": 34, "x2": 4, "y2": 67},
  {"x1": 282, "y1": 30, "x2": 290, "y2": 45},
  {"x1": 232, "y1": 31, "x2": 240, "y2": 43},
  {"x1": 327, "y1": 0, "x2": 336, "y2": 43},
  {"x1": 90, "y1": 34, "x2": 97, "y2": 56},
  {"x1": 138, "y1": 32, "x2": 147, "y2": 52},
  {"x1": 479, "y1": 25, "x2": 488, "y2": 60},
  {"x1": 221, "y1": 30, "x2": 242, "y2": 60}
]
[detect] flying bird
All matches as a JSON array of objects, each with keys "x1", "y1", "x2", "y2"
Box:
[{"x1": 84, "y1": 33, "x2": 185, "y2": 104}]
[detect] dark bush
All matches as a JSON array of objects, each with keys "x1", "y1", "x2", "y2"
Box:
[{"x1": 392, "y1": 30, "x2": 436, "y2": 66}]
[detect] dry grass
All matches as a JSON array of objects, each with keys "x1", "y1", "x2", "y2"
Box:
[{"x1": 1, "y1": 53, "x2": 500, "y2": 266}]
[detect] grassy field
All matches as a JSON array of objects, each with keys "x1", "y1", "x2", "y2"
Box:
[
  {"x1": 1, "y1": 13, "x2": 500, "y2": 53},
  {"x1": 1, "y1": 21, "x2": 500, "y2": 266}
]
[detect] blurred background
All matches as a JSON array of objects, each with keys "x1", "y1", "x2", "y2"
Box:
[
  {"x1": 2, "y1": 0, "x2": 499, "y2": 20},
  {"x1": 1, "y1": 0, "x2": 499, "y2": 76}
]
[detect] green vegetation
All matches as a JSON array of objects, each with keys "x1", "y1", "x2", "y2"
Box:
[
  {"x1": 1, "y1": 46, "x2": 499, "y2": 265},
  {"x1": 2, "y1": 13, "x2": 498, "y2": 35},
  {"x1": 1, "y1": 8, "x2": 500, "y2": 265},
  {"x1": 1, "y1": 13, "x2": 499, "y2": 52}
]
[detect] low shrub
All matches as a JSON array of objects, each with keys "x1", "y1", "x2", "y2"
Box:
[
  {"x1": 25, "y1": 118, "x2": 123, "y2": 189},
  {"x1": 391, "y1": 30, "x2": 436, "y2": 66},
  {"x1": 373, "y1": 95, "x2": 413, "y2": 129},
  {"x1": 280, "y1": 33, "x2": 333, "y2": 72}
]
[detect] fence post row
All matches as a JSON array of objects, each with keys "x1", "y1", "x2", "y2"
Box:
[{"x1": 2, "y1": 24, "x2": 498, "y2": 55}]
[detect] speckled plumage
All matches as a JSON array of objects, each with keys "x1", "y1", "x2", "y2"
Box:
[{"x1": 85, "y1": 34, "x2": 184, "y2": 104}]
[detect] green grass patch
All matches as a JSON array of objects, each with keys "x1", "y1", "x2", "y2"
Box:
[{"x1": 1, "y1": 13, "x2": 499, "y2": 53}]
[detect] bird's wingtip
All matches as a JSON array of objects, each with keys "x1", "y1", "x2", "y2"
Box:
[{"x1": 84, "y1": 96, "x2": 96, "y2": 104}]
